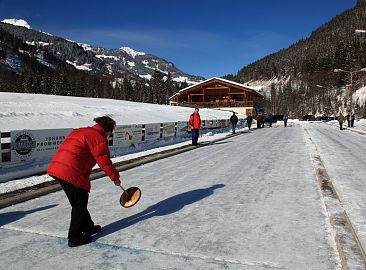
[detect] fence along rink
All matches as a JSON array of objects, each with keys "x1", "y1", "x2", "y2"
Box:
[{"x1": 0, "y1": 119, "x2": 234, "y2": 164}]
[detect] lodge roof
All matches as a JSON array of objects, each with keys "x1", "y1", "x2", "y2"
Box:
[{"x1": 169, "y1": 77, "x2": 264, "y2": 100}]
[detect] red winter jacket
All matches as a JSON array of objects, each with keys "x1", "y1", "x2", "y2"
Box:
[
  {"x1": 189, "y1": 112, "x2": 201, "y2": 129},
  {"x1": 47, "y1": 124, "x2": 120, "y2": 192}
]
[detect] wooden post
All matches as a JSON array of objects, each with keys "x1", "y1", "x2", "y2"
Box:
[{"x1": 228, "y1": 87, "x2": 231, "y2": 104}]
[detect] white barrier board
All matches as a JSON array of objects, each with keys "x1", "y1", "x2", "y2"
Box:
[
  {"x1": 162, "y1": 122, "x2": 176, "y2": 138},
  {"x1": 11, "y1": 128, "x2": 72, "y2": 161},
  {"x1": 206, "y1": 120, "x2": 216, "y2": 129},
  {"x1": 144, "y1": 123, "x2": 161, "y2": 141},
  {"x1": 113, "y1": 124, "x2": 143, "y2": 146},
  {"x1": 176, "y1": 121, "x2": 188, "y2": 136}
]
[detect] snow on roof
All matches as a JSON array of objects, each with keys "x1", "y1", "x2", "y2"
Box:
[
  {"x1": 169, "y1": 77, "x2": 263, "y2": 99},
  {"x1": 1, "y1": 18, "x2": 31, "y2": 29}
]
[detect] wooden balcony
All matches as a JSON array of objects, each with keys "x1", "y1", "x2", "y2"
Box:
[{"x1": 171, "y1": 101, "x2": 255, "y2": 108}]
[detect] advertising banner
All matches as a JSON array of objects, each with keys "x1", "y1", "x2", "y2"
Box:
[
  {"x1": 113, "y1": 124, "x2": 143, "y2": 146},
  {"x1": 219, "y1": 119, "x2": 226, "y2": 128},
  {"x1": 176, "y1": 121, "x2": 188, "y2": 137},
  {"x1": 11, "y1": 128, "x2": 72, "y2": 161},
  {"x1": 144, "y1": 123, "x2": 161, "y2": 141},
  {"x1": 162, "y1": 122, "x2": 176, "y2": 138},
  {"x1": 206, "y1": 120, "x2": 216, "y2": 129},
  {"x1": 238, "y1": 119, "x2": 245, "y2": 127}
]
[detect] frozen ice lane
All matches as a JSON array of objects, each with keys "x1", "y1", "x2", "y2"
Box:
[
  {"x1": 303, "y1": 122, "x2": 366, "y2": 262},
  {"x1": 0, "y1": 124, "x2": 339, "y2": 269}
]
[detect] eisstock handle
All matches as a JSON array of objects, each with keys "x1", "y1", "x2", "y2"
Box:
[{"x1": 119, "y1": 185, "x2": 126, "y2": 192}]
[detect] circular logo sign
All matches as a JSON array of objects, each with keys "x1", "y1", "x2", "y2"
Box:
[{"x1": 11, "y1": 131, "x2": 36, "y2": 159}]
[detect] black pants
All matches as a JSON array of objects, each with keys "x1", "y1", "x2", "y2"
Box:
[
  {"x1": 56, "y1": 178, "x2": 94, "y2": 241},
  {"x1": 257, "y1": 121, "x2": 261, "y2": 129},
  {"x1": 191, "y1": 129, "x2": 199, "y2": 145}
]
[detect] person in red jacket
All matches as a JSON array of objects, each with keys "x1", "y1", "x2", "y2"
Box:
[
  {"x1": 48, "y1": 116, "x2": 121, "y2": 247},
  {"x1": 189, "y1": 106, "x2": 201, "y2": 146}
]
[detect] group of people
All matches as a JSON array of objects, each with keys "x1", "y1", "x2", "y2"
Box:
[
  {"x1": 337, "y1": 112, "x2": 356, "y2": 130},
  {"x1": 230, "y1": 111, "x2": 289, "y2": 134}
]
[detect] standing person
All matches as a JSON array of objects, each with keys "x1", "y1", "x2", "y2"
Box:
[
  {"x1": 256, "y1": 114, "x2": 261, "y2": 129},
  {"x1": 47, "y1": 116, "x2": 121, "y2": 248},
  {"x1": 338, "y1": 113, "x2": 345, "y2": 130},
  {"x1": 257, "y1": 112, "x2": 264, "y2": 128},
  {"x1": 351, "y1": 113, "x2": 355, "y2": 127},
  {"x1": 268, "y1": 113, "x2": 273, "y2": 127},
  {"x1": 230, "y1": 111, "x2": 239, "y2": 134},
  {"x1": 246, "y1": 113, "x2": 253, "y2": 130},
  {"x1": 283, "y1": 113, "x2": 288, "y2": 127},
  {"x1": 189, "y1": 106, "x2": 201, "y2": 145},
  {"x1": 346, "y1": 113, "x2": 350, "y2": 127}
]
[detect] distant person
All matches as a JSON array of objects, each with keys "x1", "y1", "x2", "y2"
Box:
[
  {"x1": 268, "y1": 113, "x2": 274, "y2": 127},
  {"x1": 283, "y1": 113, "x2": 288, "y2": 127},
  {"x1": 351, "y1": 113, "x2": 355, "y2": 127},
  {"x1": 230, "y1": 111, "x2": 239, "y2": 134},
  {"x1": 246, "y1": 113, "x2": 253, "y2": 130},
  {"x1": 338, "y1": 113, "x2": 345, "y2": 130},
  {"x1": 257, "y1": 112, "x2": 264, "y2": 128},
  {"x1": 47, "y1": 116, "x2": 121, "y2": 248},
  {"x1": 189, "y1": 106, "x2": 201, "y2": 145},
  {"x1": 256, "y1": 114, "x2": 261, "y2": 129},
  {"x1": 346, "y1": 113, "x2": 350, "y2": 127}
]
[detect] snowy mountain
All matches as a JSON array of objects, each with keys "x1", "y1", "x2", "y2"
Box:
[
  {"x1": 0, "y1": 19, "x2": 204, "y2": 84},
  {"x1": 85, "y1": 44, "x2": 203, "y2": 84},
  {"x1": 1, "y1": 19, "x2": 30, "y2": 29}
]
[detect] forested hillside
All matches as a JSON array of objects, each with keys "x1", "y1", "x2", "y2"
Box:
[{"x1": 230, "y1": 0, "x2": 366, "y2": 117}]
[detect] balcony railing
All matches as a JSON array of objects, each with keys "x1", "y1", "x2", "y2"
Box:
[{"x1": 171, "y1": 101, "x2": 254, "y2": 108}]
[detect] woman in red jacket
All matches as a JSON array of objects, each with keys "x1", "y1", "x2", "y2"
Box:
[
  {"x1": 48, "y1": 116, "x2": 121, "y2": 247},
  {"x1": 189, "y1": 107, "x2": 201, "y2": 146}
]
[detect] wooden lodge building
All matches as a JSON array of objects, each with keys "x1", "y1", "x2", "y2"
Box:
[{"x1": 169, "y1": 77, "x2": 263, "y2": 115}]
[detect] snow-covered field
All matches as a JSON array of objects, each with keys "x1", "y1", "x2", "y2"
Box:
[
  {"x1": 0, "y1": 92, "x2": 247, "y2": 190},
  {"x1": 1, "y1": 93, "x2": 366, "y2": 268},
  {"x1": 1, "y1": 92, "x2": 366, "y2": 192},
  {"x1": 0, "y1": 92, "x2": 239, "y2": 131}
]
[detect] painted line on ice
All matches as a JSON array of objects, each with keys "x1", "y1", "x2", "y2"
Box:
[
  {"x1": 1, "y1": 225, "x2": 65, "y2": 238},
  {"x1": 87, "y1": 240, "x2": 286, "y2": 269},
  {"x1": 0, "y1": 226, "x2": 285, "y2": 269}
]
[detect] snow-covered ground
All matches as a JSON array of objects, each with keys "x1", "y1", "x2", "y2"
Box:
[
  {"x1": 1, "y1": 93, "x2": 366, "y2": 269},
  {"x1": 0, "y1": 92, "x2": 239, "y2": 130},
  {"x1": 0, "y1": 92, "x2": 247, "y2": 189},
  {"x1": 0, "y1": 122, "x2": 343, "y2": 269},
  {"x1": 1, "y1": 92, "x2": 365, "y2": 193}
]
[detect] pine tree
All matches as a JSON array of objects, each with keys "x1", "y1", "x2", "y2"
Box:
[{"x1": 150, "y1": 70, "x2": 164, "y2": 104}]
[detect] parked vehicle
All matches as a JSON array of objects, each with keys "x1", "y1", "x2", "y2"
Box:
[
  {"x1": 264, "y1": 114, "x2": 277, "y2": 123},
  {"x1": 302, "y1": 115, "x2": 316, "y2": 121},
  {"x1": 315, "y1": 115, "x2": 330, "y2": 121},
  {"x1": 273, "y1": 114, "x2": 284, "y2": 121}
]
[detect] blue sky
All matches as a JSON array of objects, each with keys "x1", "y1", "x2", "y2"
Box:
[{"x1": 0, "y1": 0, "x2": 357, "y2": 78}]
